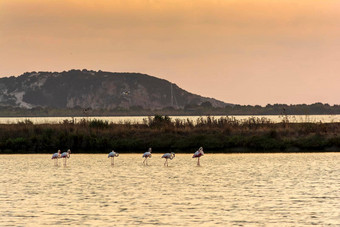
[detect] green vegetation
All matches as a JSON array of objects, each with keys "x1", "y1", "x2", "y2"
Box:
[{"x1": 0, "y1": 115, "x2": 340, "y2": 154}]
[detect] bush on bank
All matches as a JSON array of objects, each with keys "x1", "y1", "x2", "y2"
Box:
[{"x1": 0, "y1": 115, "x2": 340, "y2": 154}]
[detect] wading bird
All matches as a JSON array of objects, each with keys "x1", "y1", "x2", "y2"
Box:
[
  {"x1": 142, "y1": 148, "x2": 152, "y2": 165},
  {"x1": 192, "y1": 147, "x2": 204, "y2": 166},
  {"x1": 51, "y1": 150, "x2": 61, "y2": 165},
  {"x1": 108, "y1": 150, "x2": 119, "y2": 165},
  {"x1": 61, "y1": 149, "x2": 71, "y2": 166},
  {"x1": 161, "y1": 152, "x2": 175, "y2": 166}
]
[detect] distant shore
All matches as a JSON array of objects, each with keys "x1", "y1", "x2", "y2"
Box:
[
  {"x1": 0, "y1": 116, "x2": 339, "y2": 154},
  {"x1": 1, "y1": 113, "x2": 340, "y2": 117},
  {"x1": 1, "y1": 102, "x2": 340, "y2": 117}
]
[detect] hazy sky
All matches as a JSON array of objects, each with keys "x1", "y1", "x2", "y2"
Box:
[{"x1": 1, "y1": 0, "x2": 340, "y2": 105}]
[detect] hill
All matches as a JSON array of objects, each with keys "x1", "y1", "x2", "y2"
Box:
[{"x1": 0, "y1": 70, "x2": 228, "y2": 110}]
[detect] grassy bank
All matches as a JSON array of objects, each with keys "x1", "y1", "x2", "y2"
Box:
[{"x1": 0, "y1": 116, "x2": 340, "y2": 154}]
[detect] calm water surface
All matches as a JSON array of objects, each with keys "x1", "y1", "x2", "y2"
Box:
[
  {"x1": 0, "y1": 153, "x2": 339, "y2": 226},
  {"x1": 1, "y1": 114, "x2": 340, "y2": 124}
]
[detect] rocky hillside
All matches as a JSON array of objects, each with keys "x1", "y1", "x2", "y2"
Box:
[{"x1": 0, "y1": 70, "x2": 228, "y2": 110}]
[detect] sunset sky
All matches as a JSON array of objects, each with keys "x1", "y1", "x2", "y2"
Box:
[{"x1": 1, "y1": 0, "x2": 339, "y2": 105}]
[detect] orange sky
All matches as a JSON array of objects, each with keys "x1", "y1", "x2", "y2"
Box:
[{"x1": 1, "y1": 0, "x2": 340, "y2": 105}]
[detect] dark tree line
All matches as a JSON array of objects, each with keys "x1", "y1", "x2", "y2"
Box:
[{"x1": 0, "y1": 102, "x2": 339, "y2": 117}]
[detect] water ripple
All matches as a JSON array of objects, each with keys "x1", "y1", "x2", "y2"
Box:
[{"x1": 0, "y1": 153, "x2": 339, "y2": 226}]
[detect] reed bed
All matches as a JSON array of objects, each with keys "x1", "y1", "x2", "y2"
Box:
[{"x1": 0, "y1": 116, "x2": 340, "y2": 153}]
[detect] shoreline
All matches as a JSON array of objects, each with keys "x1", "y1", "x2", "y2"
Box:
[
  {"x1": 1, "y1": 113, "x2": 340, "y2": 117},
  {"x1": 0, "y1": 116, "x2": 340, "y2": 154},
  {"x1": 1, "y1": 151, "x2": 340, "y2": 155}
]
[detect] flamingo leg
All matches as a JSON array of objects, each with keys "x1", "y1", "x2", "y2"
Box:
[
  {"x1": 143, "y1": 158, "x2": 146, "y2": 165},
  {"x1": 197, "y1": 157, "x2": 200, "y2": 166}
]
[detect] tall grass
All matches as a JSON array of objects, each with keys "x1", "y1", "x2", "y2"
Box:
[{"x1": 0, "y1": 115, "x2": 339, "y2": 153}]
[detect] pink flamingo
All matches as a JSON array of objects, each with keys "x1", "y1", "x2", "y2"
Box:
[
  {"x1": 108, "y1": 150, "x2": 119, "y2": 165},
  {"x1": 51, "y1": 150, "x2": 61, "y2": 165},
  {"x1": 192, "y1": 147, "x2": 204, "y2": 166},
  {"x1": 60, "y1": 149, "x2": 71, "y2": 166},
  {"x1": 161, "y1": 152, "x2": 175, "y2": 166},
  {"x1": 142, "y1": 148, "x2": 152, "y2": 165}
]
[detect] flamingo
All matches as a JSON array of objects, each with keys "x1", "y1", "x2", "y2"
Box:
[
  {"x1": 60, "y1": 149, "x2": 71, "y2": 166},
  {"x1": 161, "y1": 152, "x2": 175, "y2": 166},
  {"x1": 142, "y1": 148, "x2": 152, "y2": 165},
  {"x1": 192, "y1": 147, "x2": 204, "y2": 166},
  {"x1": 108, "y1": 150, "x2": 119, "y2": 165},
  {"x1": 51, "y1": 150, "x2": 61, "y2": 165}
]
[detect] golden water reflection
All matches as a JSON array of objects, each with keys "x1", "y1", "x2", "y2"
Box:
[
  {"x1": 0, "y1": 153, "x2": 339, "y2": 226},
  {"x1": 1, "y1": 114, "x2": 340, "y2": 124}
]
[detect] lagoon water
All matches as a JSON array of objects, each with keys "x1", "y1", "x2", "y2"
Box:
[
  {"x1": 1, "y1": 153, "x2": 339, "y2": 226},
  {"x1": 1, "y1": 114, "x2": 340, "y2": 124}
]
